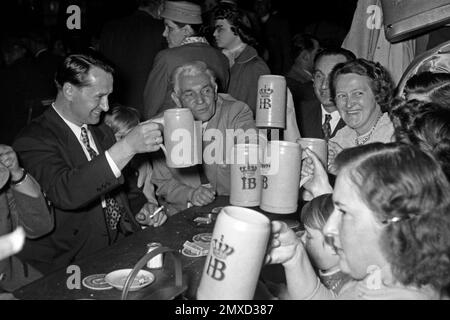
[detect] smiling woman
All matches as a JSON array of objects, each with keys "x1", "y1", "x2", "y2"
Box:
[{"x1": 327, "y1": 59, "x2": 395, "y2": 165}]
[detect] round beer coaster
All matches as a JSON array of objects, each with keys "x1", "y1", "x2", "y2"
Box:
[
  {"x1": 211, "y1": 207, "x2": 223, "y2": 214},
  {"x1": 181, "y1": 247, "x2": 202, "y2": 258},
  {"x1": 82, "y1": 274, "x2": 113, "y2": 290},
  {"x1": 193, "y1": 233, "x2": 212, "y2": 244}
]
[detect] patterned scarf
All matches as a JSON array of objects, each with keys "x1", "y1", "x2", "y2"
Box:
[{"x1": 180, "y1": 36, "x2": 209, "y2": 46}]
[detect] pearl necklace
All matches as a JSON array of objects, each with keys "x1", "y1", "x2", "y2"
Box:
[{"x1": 355, "y1": 113, "x2": 383, "y2": 146}]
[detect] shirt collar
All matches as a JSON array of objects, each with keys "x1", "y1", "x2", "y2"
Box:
[
  {"x1": 52, "y1": 103, "x2": 84, "y2": 139},
  {"x1": 321, "y1": 104, "x2": 339, "y2": 117}
]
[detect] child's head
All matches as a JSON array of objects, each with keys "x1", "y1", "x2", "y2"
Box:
[
  {"x1": 300, "y1": 193, "x2": 340, "y2": 272},
  {"x1": 104, "y1": 105, "x2": 140, "y2": 141}
]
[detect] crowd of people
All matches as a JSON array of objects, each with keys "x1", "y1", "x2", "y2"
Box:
[{"x1": 1, "y1": 0, "x2": 450, "y2": 300}]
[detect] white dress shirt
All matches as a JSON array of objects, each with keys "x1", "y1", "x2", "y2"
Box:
[
  {"x1": 52, "y1": 105, "x2": 121, "y2": 178},
  {"x1": 321, "y1": 105, "x2": 341, "y2": 134}
]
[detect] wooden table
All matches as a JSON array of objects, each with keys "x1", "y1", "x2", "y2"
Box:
[{"x1": 14, "y1": 197, "x2": 302, "y2": 300}]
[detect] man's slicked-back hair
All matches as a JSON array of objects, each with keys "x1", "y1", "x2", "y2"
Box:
[
  {"x1": 172, "y1": 60, "x2": 217, "y2": 95},
  {"x1": 54, "y1": 53, "x2": 114, "y2": 90},
  {"x1": 313, "y1": 47, "x2": 356, "y2": 68}
]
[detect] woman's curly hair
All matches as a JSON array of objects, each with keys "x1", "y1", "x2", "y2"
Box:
[
  {"x1": 390, "y1": 99, "x2": 450, "y2": 182},
  {"x1": 212, "y1": 3, "x2": 257, "y2": 47},
  {"x1": 336, "y1": 142, "x2": 450, "y2": 290},
  {"x1": 329, "y1": 58, "x2": 394, "y2": 112}
]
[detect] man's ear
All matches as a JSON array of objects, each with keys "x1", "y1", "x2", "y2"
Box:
[
  {"x1": 63, "y1": 83, "x2": 75, "y2": 101},
  {"x1": 171, "y1": 92, "x2": 183, "y2": 108}
]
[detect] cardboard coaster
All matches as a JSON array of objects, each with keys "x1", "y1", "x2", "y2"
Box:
[
  {"x1": 181, "y1": 247, "x2": 202, "y2": 258},
  {"x1": 193, "y1": 233, "x2": 212, "y2": 244},
  {"x1": 82, "y1": 274, "x2": 113, "y2": 290}
]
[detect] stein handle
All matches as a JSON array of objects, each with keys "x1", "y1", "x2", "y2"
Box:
[
  {"x1": 159, "y1": 144, "x2": 168, "y2": 158},
  {"x1": 121, "y1": 247, "x2": 185, "y2": 300}
]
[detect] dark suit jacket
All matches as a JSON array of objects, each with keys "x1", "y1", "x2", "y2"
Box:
[
  {"x1": 296, "y1": 92, "x2": 346, "y2": 139},
  {"x1": 100, "y1": 10, "x2": 165, "y2": 115},
  {"x1": 13, "y1": 107, "x2": 140, "y2": 274},
  {"x1": 143, "y1": 42, "x2": 230, "y2": 119}
]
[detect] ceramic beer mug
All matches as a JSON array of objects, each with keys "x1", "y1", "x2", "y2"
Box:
[
  {"x1": 260, "y1": 140, "x2": 301, "y2": 214},
  {"x1": 196, "y1": 206, "x2": 271, "y2": 300},
  {"x1": 160, "y1": 108, "x2": 202, "y2": 168},
  {"x1": 229, "y1": 144, "x2": 261, "y2": 207},
  {"x1": 297, "y1": 138, "x2": 328, "y2": 167},
  {"x1": 255, "y1": 75, "x2": 287, "y2": 129}
]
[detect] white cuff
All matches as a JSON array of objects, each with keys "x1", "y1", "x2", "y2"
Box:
[{"x1": 105, "y1": 151, "x2": 121, "y2": 178}]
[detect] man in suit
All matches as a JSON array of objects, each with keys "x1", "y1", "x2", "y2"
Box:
[
  {"x1": 13, "y1": 54, "x2": 166, "y2": 274},
  {"x1": 297, "y1": 48, "x2": 356, "y2": 139},
  {"x1": 100, "y1": 0, "x2": 166, "y2": 115}
]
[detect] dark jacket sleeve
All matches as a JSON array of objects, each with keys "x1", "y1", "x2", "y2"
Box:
[{"x1": 14, "y1": 134, "x2": 124, "y2": 211}]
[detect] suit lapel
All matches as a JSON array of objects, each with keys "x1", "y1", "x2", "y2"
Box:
[{"x1": 43, "y1": 107, "x2": 90, "y2": 167}]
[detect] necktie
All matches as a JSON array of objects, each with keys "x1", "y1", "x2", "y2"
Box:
[
  {"x1": 80, "y1": 126, "x2": 122, "y2": 230},
  {"x1": 322, "y1": 114, "x2": 332, "y2": 140}
]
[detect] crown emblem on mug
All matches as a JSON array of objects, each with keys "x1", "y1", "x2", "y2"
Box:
[
  {"x1": 240, "y1": 164, "x2": 257, "y2": 175},
  {"x1": 259, "y1": 85, "x2": 273, "y2": 97},
  {"x1": 212, "y1": 235, "x2": 234, "y2": 260}
]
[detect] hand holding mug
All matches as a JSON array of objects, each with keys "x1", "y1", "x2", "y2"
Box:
[
  {"x1": 301, "y1": 149, "x2": 333, "y2": 198},
  {"x1": 327, "y1": 140, "x2": 343, "y2": 175},
  {"x1": 123, "y1": 121, "x2": 163, "y2": 154},
  {"x1": 265, "y1": 221, "x2": 304, "y2": 267}
]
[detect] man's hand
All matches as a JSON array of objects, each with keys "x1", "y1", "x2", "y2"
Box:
[
  {"x1": 122, "y1": 121, "x2": 163, "y2": 155},
  {"x1": 190, "y1": 185, "x2": 216, "y2": 206},
  {"x1": 108, "y1": 121, "x2": 163, "y2": 171},
  {"x1": 135, "y1": 203, "x2": 167, "y2": 227},
  {"x1": 0, "y1": 144, "x2": 22, "y2": 180}
]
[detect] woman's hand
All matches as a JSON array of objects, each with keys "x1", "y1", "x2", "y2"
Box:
[
  {"x1": 301, "y1": 148, "x2": 333, "y2": 199},
  {"x1": 266, "y1": 221, "x2": 304, "y2": 267},
  {"x1": 327, "y1": 141, "x2": 343, "y2": 175}
]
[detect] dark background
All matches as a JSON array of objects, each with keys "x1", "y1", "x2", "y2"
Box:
[{"x1": 0, "y1": 0, "x2": 358, "y2": 51}]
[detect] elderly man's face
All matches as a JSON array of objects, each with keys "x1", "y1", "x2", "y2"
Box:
[
  {"x1": 177, "y1": 72, "x2": 217, "y2": 122},
  {"x1": 69, "y1": 67, "x2": 113, "y2": 126}
]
